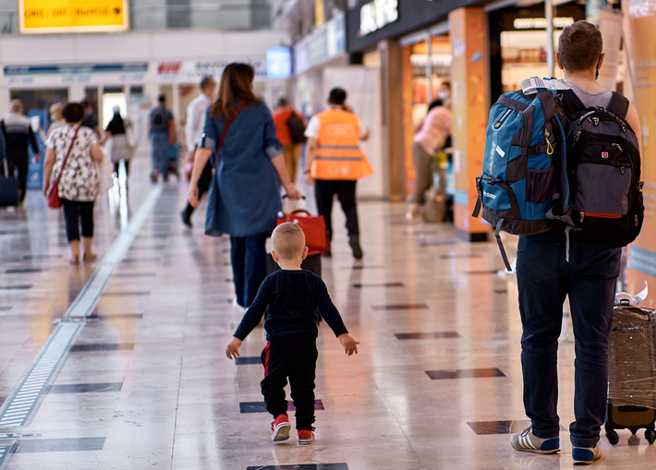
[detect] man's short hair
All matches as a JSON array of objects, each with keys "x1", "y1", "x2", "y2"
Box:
[
  {"x1": 80, "y1": 100, "x2": 89, "y2": 109},
  {"x1": 558, "y1": 21, "x2": 603, "y2": 72},
  {"x1": 200, "y1": 76, "x2": 215, "y2": 91},
  {"x1": 10, "y1": 100, "x2": 23, "y2": 113},
  {"x1": 272, "y1": 223, "x2": 306, "y2": 261},
  {"x1": 328, "y1": 88, "x2": 347, "y2": 106},
  {"x1": 277, "y1": 97, "x2": 289, "y2": 108},
  {"x1": 63, "y1": 103, "x2": 84, "y2": 123},
  {"x1": 158, "y1": 94, "x2": 166, "y2": 103}
]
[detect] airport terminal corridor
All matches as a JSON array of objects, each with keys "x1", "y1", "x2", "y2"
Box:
[{"x1": 0, "y1": 157, "x2": 654, "y2": 470}]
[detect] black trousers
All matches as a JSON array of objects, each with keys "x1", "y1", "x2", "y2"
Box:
[
  {"x1": 6, "y1": 154, "x2": 28, "y2": 203},
  {"x1": 261, "y1": 333, "x2": 318, "y2": 430},
  {"x1": 62, "y1": 199, "x2": 95, "y2": 242},
  {"x1": 182, "y1": 160, "x2": 213, "y2": 219},
  {"x1": 314, "y1": 179, "x2": 359, "y2": 240}
]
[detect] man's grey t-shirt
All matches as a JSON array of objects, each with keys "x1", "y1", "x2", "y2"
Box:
[{"x1": 563, "y1": 79, "x2": 613, "y2": 109}]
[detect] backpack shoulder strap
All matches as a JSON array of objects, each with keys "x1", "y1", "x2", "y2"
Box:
[
  {"x1": 558, "y1": 89, "x2": 587, "y2": 115},
  {"x1": 606, "y1": 92, "x2": 629, "y2": 119}
]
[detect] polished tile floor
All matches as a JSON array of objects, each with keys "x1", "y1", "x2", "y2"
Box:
[{"x1": 0, "y1": 155, "x2": 655, "y2": 469}]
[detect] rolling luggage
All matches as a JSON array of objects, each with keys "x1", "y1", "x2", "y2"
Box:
[
  {"x1": 266, "y1": 198, "x2": 326, "y2": 278},
  {"x1": 167, "y1": 143, "x2": 180, "y2": 178},
  {"x1": 605, "y1": 305, "x2": 656, "y2": 445},
  {"x1": 0, "y1": 158, "x2": 19, "y2": 207}
]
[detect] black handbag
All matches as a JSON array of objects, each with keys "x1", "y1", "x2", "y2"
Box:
[{"x1": 0, "y1": 157, "x2": 19, "y2": 207}]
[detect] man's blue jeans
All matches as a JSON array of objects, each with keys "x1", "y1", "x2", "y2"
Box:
[
  {"x1": 230, "y1": 232, "x2": 269, "y2": 308},
  {"x1": 516, "y1": 232, "x2": 621, "y2": 448},
  {"x1": 150, "y1": 132, "x2": 169, "y2": 176}
]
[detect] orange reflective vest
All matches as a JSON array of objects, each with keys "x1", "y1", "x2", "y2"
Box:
[{"x1": 311, "y1": 108, "x2": 374, "y2": 181}]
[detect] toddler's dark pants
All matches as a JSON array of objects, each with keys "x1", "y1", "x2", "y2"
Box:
[{"x1": 260, "y1": 333, "x2": 318, "y2": 430}]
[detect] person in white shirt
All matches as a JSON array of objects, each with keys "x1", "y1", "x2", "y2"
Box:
[{"x1": 181, "y1": 76, "x2": 217, "y2": 228}]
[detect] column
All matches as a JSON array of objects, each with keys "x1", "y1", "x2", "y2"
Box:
[
  {"x1": 378, "y1": 39, "x2": 404, "y2": 202},
  {"x1": 624, "y1": 1, "x2": 656, "y2": 304},
  {"x1": 449, "y1": 7, "x2": 489, "y2": 241}
]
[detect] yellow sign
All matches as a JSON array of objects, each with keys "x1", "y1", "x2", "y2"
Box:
[{"x1": 19, "y1": 0, "x2": 129, "y2": 34}]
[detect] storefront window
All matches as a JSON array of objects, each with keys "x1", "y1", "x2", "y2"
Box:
[
  {"x1": 501, "y1": 30, "x2": 564, "y2": 93},
  {"x1": 402, "y1": 36, "x2": 451, "y2": 196}
]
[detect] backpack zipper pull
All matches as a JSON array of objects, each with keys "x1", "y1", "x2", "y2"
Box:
[
  {"x1": 621, "y1": 166, "x2": 625, "y2": 175},
  {"x1": 574, "y1": 131, "x2": 582, "y2": 144},
  {"x1": 612, "y1": 143, "x2": 623, "y2": 152}
]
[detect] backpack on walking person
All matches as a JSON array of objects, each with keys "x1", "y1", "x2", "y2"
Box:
[
  {"x1": 150, "y1": 106, "x2": 169, "y2": 133},
  {"x1": 472, "y1": 77, "x2": 644, "y2": 270},
  {"x1": 287, "y1": 112, "x2": 307, "y2": 144}
]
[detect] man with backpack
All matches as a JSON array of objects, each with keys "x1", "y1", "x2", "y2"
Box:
[
  {"x1": 272, "y1": 97, "x2": 307, "y2": 184},
  {"x1": 149, "y1": 94, "x2": 175, "y2": 182},
  {"x1": 477, "y1": 22, "x2": 642, "y2": 464}
]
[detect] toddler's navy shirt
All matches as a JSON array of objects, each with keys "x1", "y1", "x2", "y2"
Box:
[{"x1": 233, "y1": 270, "x2": 348, "y2": 341}]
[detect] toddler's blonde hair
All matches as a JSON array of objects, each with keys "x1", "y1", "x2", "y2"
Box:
[{"x1": 272, "y1": 223, "x2": 306, "y2": 261}]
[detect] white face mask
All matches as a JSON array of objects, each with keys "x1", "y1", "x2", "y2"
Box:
[{"x1": 50, "y1": 114, "x2": 56, "y2": 121}]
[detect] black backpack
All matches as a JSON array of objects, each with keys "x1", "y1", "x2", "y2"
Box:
[
  {"x1": 552, "y1": 89, "x2": 644, "y2": 249},
  {"x1": 150, "y1": 106, "x2": 169, "y2": 133},
  {"x1": 287, "y1": 112, "x2": 307, "y2": 144}
]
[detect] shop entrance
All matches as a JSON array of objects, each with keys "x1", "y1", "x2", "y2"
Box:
[
  {"x1": 488, "y1": 1, "x2": 586, "y2": 102},
  {"x1": 401, "y1": 35, "x2": 452, "y2": 218}
]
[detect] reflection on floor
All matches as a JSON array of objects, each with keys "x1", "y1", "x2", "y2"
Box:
[{"x1": 0, "y1": 157, "x2": 655, "y2": 469}]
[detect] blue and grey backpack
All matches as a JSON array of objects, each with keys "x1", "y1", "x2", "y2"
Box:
[{"x1": 473, "y1": 78, "x2": 644, "y2": 270}]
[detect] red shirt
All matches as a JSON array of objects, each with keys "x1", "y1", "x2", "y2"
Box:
[{"x1": 272, "y1": 108, "x2": 304, "y2": 146}]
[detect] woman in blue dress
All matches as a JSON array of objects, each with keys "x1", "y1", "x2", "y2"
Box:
[{"x1": 188, "y1": 63, "x2": 301, "y2": 308}]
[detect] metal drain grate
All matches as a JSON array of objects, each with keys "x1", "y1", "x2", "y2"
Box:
[{"x1": 0, "y1": 324, "x2": 81, "y2": 428}]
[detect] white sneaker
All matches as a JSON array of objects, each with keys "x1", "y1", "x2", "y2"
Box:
[
  {"x1": 511, "y1": 427, "x2": 560, "y2": 454},
  {"x1": 572, "y1": 444, "x2": 602, "y2": 465}
]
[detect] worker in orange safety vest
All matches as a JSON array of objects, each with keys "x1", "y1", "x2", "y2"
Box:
[{"x1": 304, "y1": 87, "x2": 373, "y2": 260}]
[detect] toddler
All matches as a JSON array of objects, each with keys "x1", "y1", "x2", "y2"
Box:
[{"x1": 226, "y1": 222, "x2": 359, "y2": 445}]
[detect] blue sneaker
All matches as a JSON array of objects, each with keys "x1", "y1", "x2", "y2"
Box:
[
  {"x1": 511, "y1": 427, "x2": 560, "y2": 454},
  {"x1": 572, "y1": 444, "x2": 602, "y2": 465}
]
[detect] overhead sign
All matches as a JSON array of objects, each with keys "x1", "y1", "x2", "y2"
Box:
[
  {"x1": 359, "y1": 0, "x2": 398, "y2": 36},
  {"x1": 19, "y1": 0, "x2": 130, "y2": 34},
  {"x1": 156, "y1": 60, "x2": 268, "y2": 83},
  {"x1": 266, "y1": 47, "x2": 292, "y2": 79},
  {"x1": 2, "y1": 62, "x2": 148, "y2": 86},
  {"x1": 513, "y1": 17, "x2": 575, "y2": 29}
]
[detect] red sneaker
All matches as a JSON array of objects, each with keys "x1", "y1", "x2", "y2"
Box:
[
  {"x1": 271, "y1": 414, "x2": 291, "y2": 442},
  {"x1": 297, "y1": 429, "x2": 315, "y2": 445}
]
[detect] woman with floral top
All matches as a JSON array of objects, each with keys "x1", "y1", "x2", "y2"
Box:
[{"x1": 43, "y1": 102, "x2": 104, "y2": 265}]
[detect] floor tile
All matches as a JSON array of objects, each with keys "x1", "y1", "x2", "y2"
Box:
[
  {"x1": 69, "y1": 343, "x2": 135, "y2": 352},
  {"x1": 353, "y1": 283, "x2": 404, "y2": 288},
  {"x1": 239, "y1": 400, "x2": 325, "y2": 413},
  {"x1": 235, "y1": 357, "x2": 262, "y2": 365},
  {"x1": 426, "y1": 368, "x2": 507, "y2": 380},
  {"x1": 16, "y1": 437, "x2": 106, "y2": 453},
  {"x1": 394, "y1": 332, "x2": 460, "y2": 340},
  {"x1": 246, "y1": 465, "x2": 349, "y2": 470},
  {"x1": 371, "y1": 304, "x2": 429, "y2": 311},
  {"x1": 5, "y1": 269, "x2": 47, "y2": 274},
  {"x1": 49, "y1": 382, "x2": 123, "y2": 394}
]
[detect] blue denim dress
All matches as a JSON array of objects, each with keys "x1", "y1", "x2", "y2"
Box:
[{"x1": 200, "y1": 101, "x2": 283, "y2": 237}]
